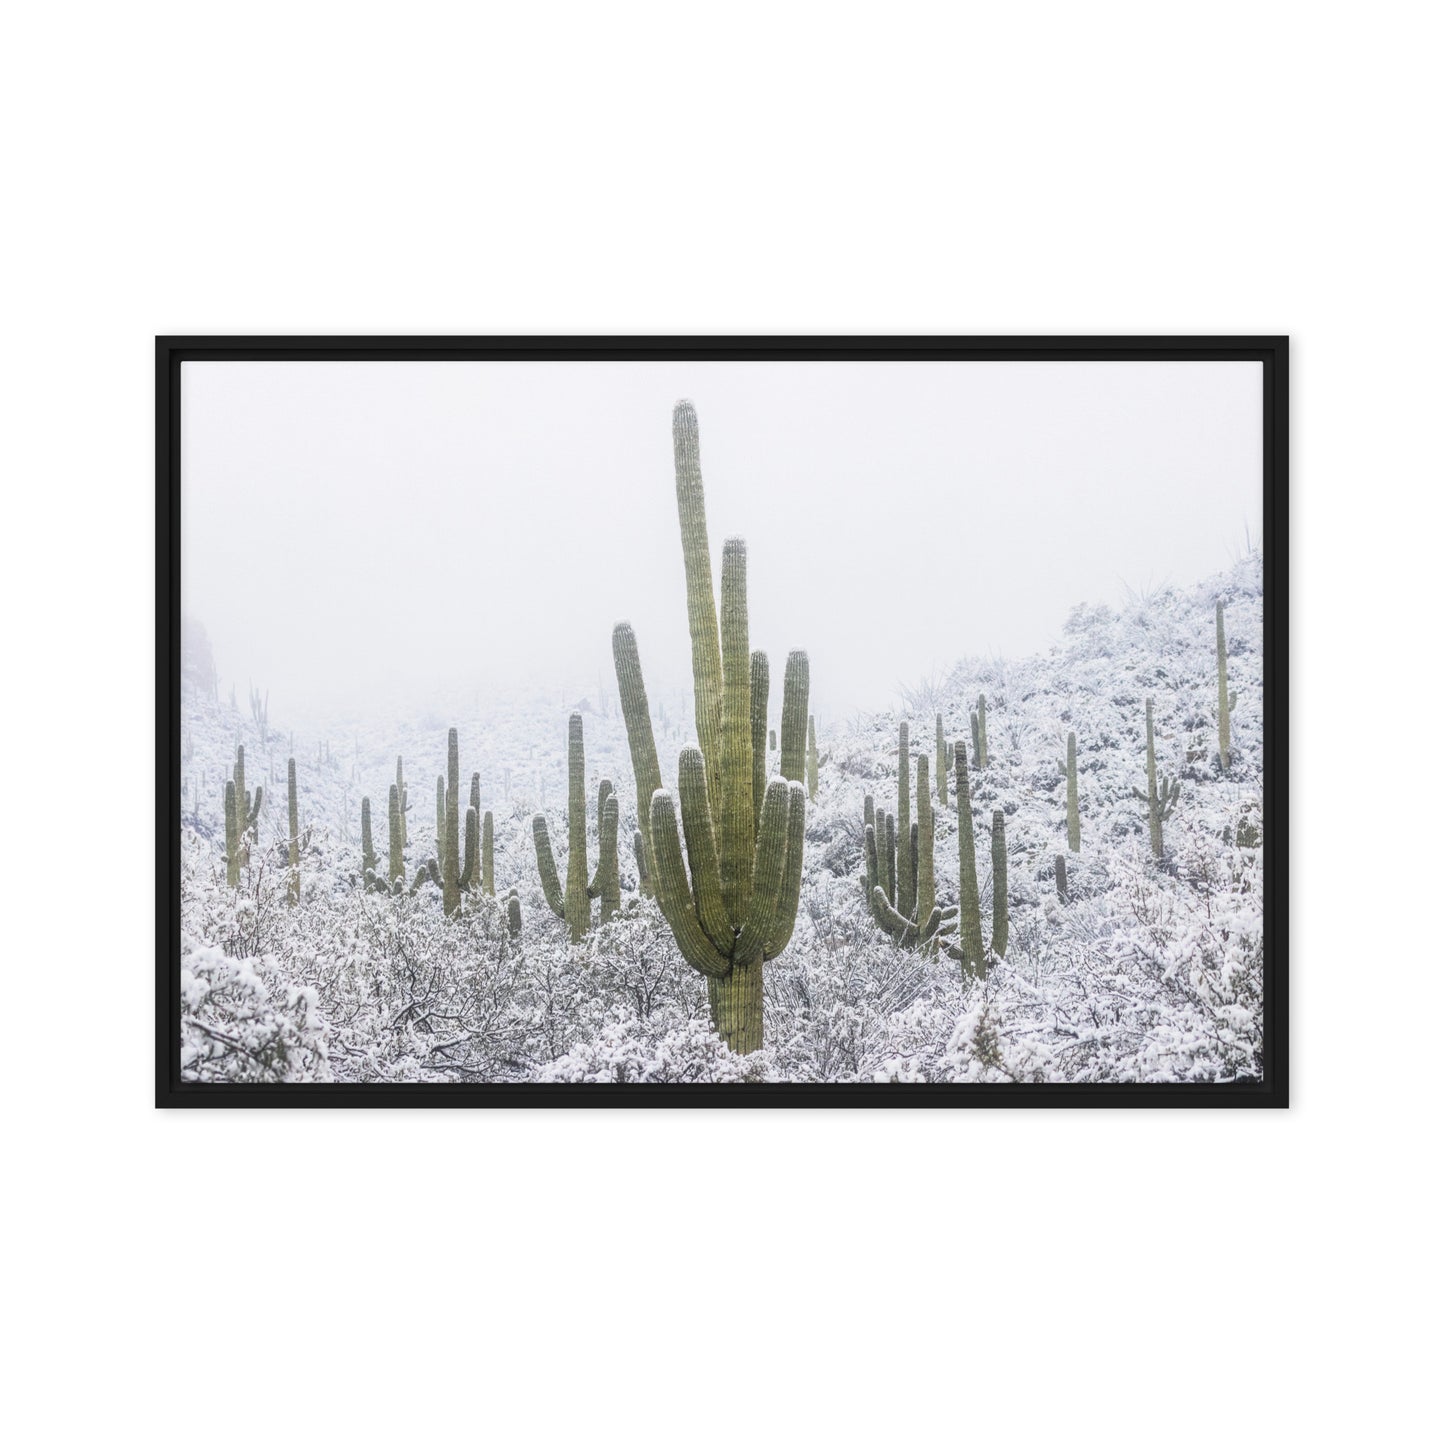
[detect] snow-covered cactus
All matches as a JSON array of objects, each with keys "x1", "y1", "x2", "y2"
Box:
[
  {"x1": 751, "y1": 651, "x2": 769, "y2": 831},
  {"x1": 1132, "y1": 697, "x2": 1180, "y2": 860},
  {"x1": 611, "y1": 400, "x2": 810, "y2": 1053},
  {"x1": 1055, "y1": 853, "x2": 1068, "y2": 903},
  {"x1": 1059, "y1": 730, "x2": 1081, "y2": 852},
  {"x1": 970, "y1": 711, "x2": 980, "y2": 765},
  {"x1": 360, "y1": 796, "x2": 379, "y2": 888},
  {"x1": 481, "y1": 810, "x2": 495, "y2": 896},
  {"x1": 864, "y1": 753, "x2": 955, "y2": 952},
  {"x1": 506, "y1": 889, "x2": 523, "y2": 939},
  {"x1": 1216, "y1": 601, "x2": 1237, "y2": 771},
  {"x1": 532, "y1": 713, "x2": 618, "y2": 940},
  {"x1": 632, "y1": 828, "x2": 651, "y2": 897},
  {"x1": 287, "y1": 758, "x2": 300, "y2": 905},
  {"x1": 915, "y1": 754, "x2": 935, "y2": 923},
  {"x1": 395, "y1": 755, "x2": 408, "y2": 849},
  {"x1": 423, "y1": 727, "x2": 478, "y2": 915},
  {"x1": 806, "y1": 714, "x2": 819, "y2": 801}
]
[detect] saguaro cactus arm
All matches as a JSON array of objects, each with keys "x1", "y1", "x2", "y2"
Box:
[
  {"x1": 950, "y1": 741, "x2": 985, "y2": 974},
  {"x1": 717, "y1": 540, "x2": 755, "y2": 929},
  {"x1": 613, "y1": 622, "x2": 663, "y2": 884},
  {"x1": 649, "y1": 791, "x2": 730, "y2": 979},
  {"x1": 750, "y1": 651, "x2": 769, "y2": 836},
  {"x1": 532, "y1": 813, "x2": 566, "y2": 919},
  {"x1": 677, "y1": 747, "x2": 733, "y2": 953},
  {"x1": 778, "y1": 651, "x2": 810, "y2": 785}
]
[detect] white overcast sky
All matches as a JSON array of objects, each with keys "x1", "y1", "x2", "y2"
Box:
[{"x1": 182, "y1": 359, "x2": 1262, "y2": 721}]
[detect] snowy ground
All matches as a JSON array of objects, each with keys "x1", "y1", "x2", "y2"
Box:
[{"x1": 178, "y1": 552, "x2": 1264, "y2": 1084}]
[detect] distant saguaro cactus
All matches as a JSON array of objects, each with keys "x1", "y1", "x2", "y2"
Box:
[
  {"x1": 1216, "y1": 601, "x2": 1237, "y2": 771},
  {"x1": 395, "y1": 755, "x2": 409, "y2": 849},
  {"x1": 1055, "y1": 853, "x2": 1068, "y2": 903},
  {"x1": 361, "y1": 796, "x2": 379, "y2": 888},
  {"x1": 1059, "y1": 730, "x2": 1081, "y2": 852},
  {"x1": 231, "y1": 745, "x2": 262, "y2": 866},
  {"x1": 388, "y1": 784, "x2": 405, "y2": 885},
  {"x1": 865, "y1": 751, "x2": 955, "y2": 950},
  {"x1": 287, "y1": 758, "x2": 300, "y2": 905},
  {"x1": 506, "y1": 889, "x2": 523, "y2": 938},
  {"x1": 612, "y1": 401, "x2": 809, "y2": 1052},
  {"x1": 935, "y1": 714, "x2": 948, "y2": 807},
  {"x1": 989, "y1": 810, "x2": 1008, "y2": 959},
  {"x1": 1132, "y1": 697, "x2": 1180, "y2": 860},
  {"x1": 422, "y1": 727, "x2": 479, "y2": 915},
  {"x1": 945, "y1": 742, "x2": 989, "y2": 976},
  {"x1": 223, "y1": 780, "x2": 240, "y2": 889},
  {"x1": 532, "y1": 713, "x2": 619, "y2": 940},
  {"x1": 972, "y1": 694, "x2": 989, "y2": 767},
  {"x1": 894, "y1": 722, "x2": 914, "y2": 920}
]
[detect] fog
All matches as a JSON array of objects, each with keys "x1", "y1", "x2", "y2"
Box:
[{"x1": 181, "y1": 359, "x2": 1261, "y2": 725}]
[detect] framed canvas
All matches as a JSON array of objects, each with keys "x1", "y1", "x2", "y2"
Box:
[{"x1": 157, "y1": 336, "x2": 1287, "y2": 1107}]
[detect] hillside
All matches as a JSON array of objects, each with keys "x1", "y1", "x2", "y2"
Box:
[{"x1": 178, "y1": 551, "x2": 1264, "y2": 1084}]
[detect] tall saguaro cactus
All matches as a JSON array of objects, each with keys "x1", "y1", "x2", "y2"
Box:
[
  {"x1": 427, "y1": 727, "x2": 479, "y2": 915},
  {"x1": 532, "y1": 713, "x2": 620, "y2": 941},
  {"x1": 223, "y1": 780, "x2": 241, "y2": 889},
  {"x1": 806, "y1": 715, "x2": 819, "y2": 801},
  {"x1": 947, "y1": 742, "x2": 987, "y2": 976},
  {"x1": 388, "y1": 784, "x2": 405, "y2": 885},
  {"x1": 231, "y1": 745, "x2": 262, "y2": 865},
  {"x1": 1216, "y1": 601, "x2": 1237, "y2": 771},
  {"x1": 972, "y1": 694, "x2": 989, "y2": 768},
  {"x1": 612, "y1": 401, "x2": 810, "y2": 1053},
  {"x1": 1060, "y1": 730, "x2": 1081, "y2": 852},
  {"x1": 1132, "y1": 697, "x2": 1180, "y2": 860},
  {"x1": 287, "y1": 758, "x2": 300, "y2": 905}
]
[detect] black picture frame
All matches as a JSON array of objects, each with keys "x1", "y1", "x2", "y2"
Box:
[{"x1": 157, "y1": 335, "x2": 1288, "y2": 1108}]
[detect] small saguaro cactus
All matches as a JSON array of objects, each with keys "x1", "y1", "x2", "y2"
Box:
[
  {"x1": 506, "y1": 888, "x2": 523, "y2": 939},
  {"x1": 361, "y1": 796, "x2": 380, "y2": 887},
  {"x1": 231, "y1": 745, "x2": 263, "y2": 865},
  {"x1": 1132, "y1": 696, "x2": 1180, "y2": 860},
  {"x1": 944, "y1": 743, "x2": 1007, "y2": 976},
  {"x1": 806, "y1": 715, "x2": 819, "y2": 801},
  {"x1": 428, "y1": 727, "x2": 482, "y2": 916},
  {"x1": 935, "y1": 714, "x2": 948, "y2": 807},
  {"x1": 1055, "y1": 853, "x2": 1068, "y2": 903},
  {"x1": 1059, "y1": 730, "x2": 1081, "y2": 852},
  {"x1": 864, "y1": 752, "x2": 955, "y2": 950},
  {"x1": 1216, "y1": 601, "x2": 1237, "y2": 771},
  {"x1": 394, "y1": 756, "x2": 409, "y2": 849},
  {"x1": 612, "y1": 400, "x2": 810, "y2": 1053},
  {"x1": 223, "y1": 780, "x2": 241, "y2": 888},
  {"x1": 532, "y1": 713, "x2": 620, "y2": 941},
  {"x1": 287, "y1": 758, "x2": 300, "y2": 905},
  {"x1": 388, "y1": 784, "x2": 405, "y2": 885},
  {"x1": 972, "y1": 694, "x2": 989, "y2": 767}
]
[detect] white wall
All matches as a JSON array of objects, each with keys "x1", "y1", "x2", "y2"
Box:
[{"x1": 6, "y1": 2, "x2": 1434, "y2": 1442}]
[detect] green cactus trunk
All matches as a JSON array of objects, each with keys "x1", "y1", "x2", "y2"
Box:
[
  {"x1": 935, "y1": 714, "x2": 948, "y2": 807},
  {"x1": 915, "y1": 754, "x2": 935, "y2": 923},
  {"x1": 287, "y1": 758, "x2": 300, "y2": 905},
  {"x1": 975, "y1": 694, "x2": 989, "y2": 767},
  {"x1": 361, "y1": 796, "x2": 378, "y2": 887},
  {"x1": 952, "y1": 742, "x2": 985, "y2": 975},
  {"x1": 481, "y1": 811, "x2": 494, "y2": 896},
  {"x1": 1065, "y1": 730, "x2": 1080, "y2": 852},
  {"x1": 388, "y1": 784, "x2": 404, "y2": 884},
  {"x1": 806, "y1": 715, "x2": 819, "y2": 801},
  {"x1": 750, "y1": 651, "x2": 770, "y2": 834},
  {"x1": 1133, "y1": 697, "x2": 1181, "y2": 861},
  {"x1": 395, "y1": 755, "x2": 407, "y2": 849},
  {"x1": 1055, "y1": 853, "x2": 1068, "y2": 903},
  {"x1": 1216, "y1": 600, "x2": 1232, "y2": 771},
  {"x1": 895, "y1": 723, "x2": 914, "y2": 921},
  {"x1": 989, "y1": 809, "x2": 1008, "y2": 960},
  {"x1": 223, "y1": 779, "x2": 240, "y2": 888},
  {"x1": 506, "y1": 890, "x2": 523, "y2": 938}
]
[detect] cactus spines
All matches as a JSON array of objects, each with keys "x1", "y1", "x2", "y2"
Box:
[
  {"x1": 935, "y1": 714, "x2": 948, "y2": 807},
  {"x1": 1055, "y1": 853, "x2": 1068, "y2": 903},
  {"x1": 611, "y1": 402, "x2": 810, "y2": 1052},
  {"x1": 1216, "y1": 600, "x2": 1233, "y2": 771},
  {"x1": 806, "y1": 715, "x2": 819, "y2": 801},
  {"x1": 1060, "y1": 730, "x2": 1081, "y2": 852},
  {"x1": 989, "y1": 809, "x2": 1008, "y2": 959},
  {"x1": 1132, "y1": 696, "x2": 1180, "y2": 860},
  {"x1": 895, "y1": 722, "x2": 914, "y2": 921},
  {"x1": 285, "y1": 758, "x2": 300, "y2": 904},
  {"x1": 223, "y1": 779, "x2": 240, "y2": 888}
]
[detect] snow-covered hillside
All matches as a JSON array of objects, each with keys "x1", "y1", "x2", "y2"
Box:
[{"x1": 178, "y1": 551, "x2": 1264, "y2": 1084}]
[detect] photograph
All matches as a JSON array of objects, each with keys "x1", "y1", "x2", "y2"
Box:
[{"x1": 161, "y1": 339, "x2": 1284, "y2": 1101}]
